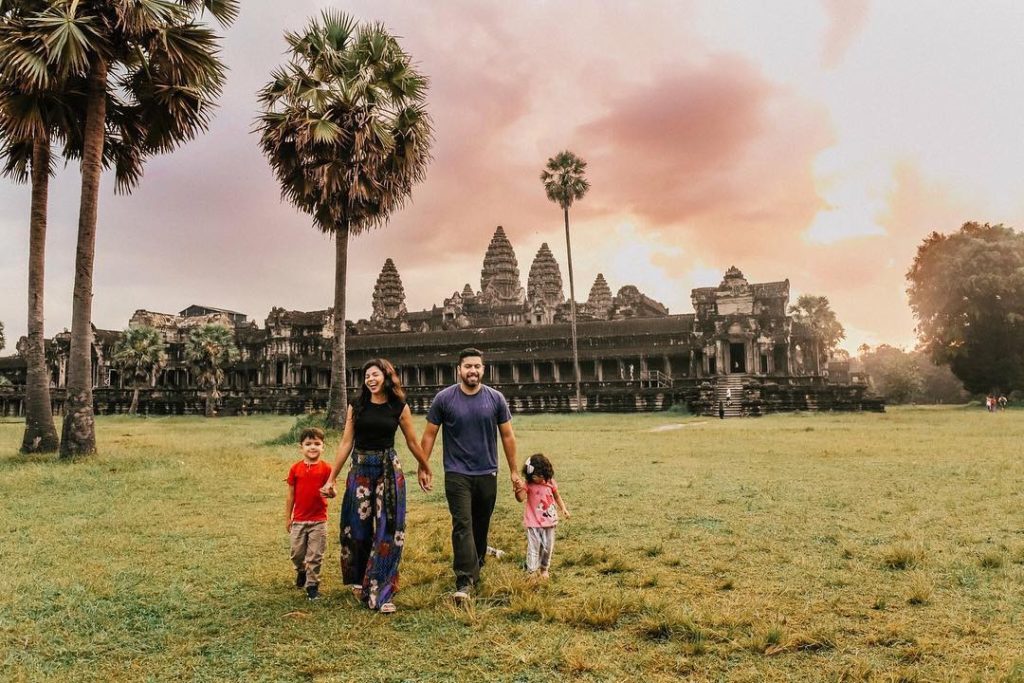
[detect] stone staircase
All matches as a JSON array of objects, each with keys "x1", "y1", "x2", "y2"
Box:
[{"x1": 714, "y1": 374, "x2": 747, "y2": 418}]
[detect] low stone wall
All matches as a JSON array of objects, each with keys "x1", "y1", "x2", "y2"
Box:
[
  {"x1": 0, "y1": 377, "x2": 881, "y2": 417},
  {"x1": 686, "y1": 377, "x2": 884, "y2": 416}
]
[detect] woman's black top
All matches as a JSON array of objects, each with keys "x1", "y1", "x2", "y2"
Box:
[{"x1": 353, "y1": 399, "x2": 404, "y2": 450}]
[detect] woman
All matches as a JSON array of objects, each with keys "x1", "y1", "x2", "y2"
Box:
[{"x1": 322, "y1": 358, "x2": 432, "y2": 613}]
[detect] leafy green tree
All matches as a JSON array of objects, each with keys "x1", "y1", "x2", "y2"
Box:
[
  {"x1": 858, "y1": 345, "x2": 923, "y2": 404},
  {"x1": 111, "y1": 326, "x2": 167, "y2": 415},
  {"x1": 257, "y1": 10, "x2": 432, "y2": 429},
  {"x1": 907, "y1": 222, "x2": 1024, "y2": 394},
  {"x1": 788, "y1": 294, "x2": 845, "y2": 373},
  {"x1": 184, "y1": 324, "x2": 238, "y2": 418},
  {"x1": 0, "y1": 0, "x2": 237, "y2": 457},
  {"x1": 541, "y1": 150, "x2": 589, "y2": 410}
]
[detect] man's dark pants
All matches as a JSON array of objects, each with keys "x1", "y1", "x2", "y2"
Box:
[{"x1": 444, "y1": 472, "x2": 497, "y2": 588}]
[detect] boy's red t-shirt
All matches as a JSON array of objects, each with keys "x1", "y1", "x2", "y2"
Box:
[{"x1": 287, "y1": 460, "x2": 332, "y2": 522}]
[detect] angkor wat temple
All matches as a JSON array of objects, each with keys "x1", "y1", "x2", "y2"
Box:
[{"x1": 0, "y1": 226, "x2": 881, "y2": 416}]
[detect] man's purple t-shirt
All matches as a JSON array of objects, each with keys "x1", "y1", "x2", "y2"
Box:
[{"x1": 426, "y1": 384, "x2": 512, "y2": 475}]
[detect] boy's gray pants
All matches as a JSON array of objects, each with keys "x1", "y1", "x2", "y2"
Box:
[
  {"x1": 290, "y1": 521, "x2": 326, "y2": 587},
  {"x1": 525, "y1": 527, "x2": 556, "y2": 572}
]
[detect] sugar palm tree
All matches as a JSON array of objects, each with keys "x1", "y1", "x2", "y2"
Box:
[
  {"x1": 184, "y1": 324, "x2": 238, "y2": 418},
  {"x1": 789, "y1": 294, "x2": 846, "y2": 374},
  {"x1": 0, "y1": 0, "x2": 237, "y2": 456},
  {"x1": 541, "y1": 151, "x2": 590, "y2": 410},
  {"x1": 257, "y1": 10, "x2": 432, "y2": 429},
  {"x1": 111, "y1": 326, "x2": 167, "y2": 415},
  {"x1": 0, "y1": 0, "x2": 80, "y2": 452}
]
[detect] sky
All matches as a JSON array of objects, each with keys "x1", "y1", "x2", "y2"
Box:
[{"x1": 2, "y1": 0, "x2": 1023, "y2": 353}]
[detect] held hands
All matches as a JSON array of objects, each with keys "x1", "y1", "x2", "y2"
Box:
[
  {"x1": 417, "y1": 464, "x2": 433, "y2": 493},
  {"x1": 512, "y1": 475, "x2": 526, "y2": 502},
  {"x1": 319, "y1": 480, "x2": 338, "y2": 498}
]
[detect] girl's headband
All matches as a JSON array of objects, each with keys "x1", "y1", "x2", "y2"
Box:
[{"x1": 525, "y1": 458, "x2": 534, "y2": 474}]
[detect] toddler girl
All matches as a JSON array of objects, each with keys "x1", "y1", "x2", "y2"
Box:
[{"x1": 515, "y1": 453, "x2": 570, "y2": 577}]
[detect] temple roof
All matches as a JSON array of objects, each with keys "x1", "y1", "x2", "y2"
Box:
[
  {"x1": 480, "y1": 226, "x2": 524, "y2": 303},
  {"x1": 587, "y1": 273, "x2": 613, "y2": 310},
  {"x1": 527, "y1": 242, "x2": 564, "y2": 306},
  {"x1": 266, "y1": 308, "x2": 331, "y2": 327},
  {"x1": 372, "y1": 258, "x2": 406, "y2": 321}
]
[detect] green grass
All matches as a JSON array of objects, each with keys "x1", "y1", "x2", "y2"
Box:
[{"x1": 1, "y1": 407, "x2": 1023, "y2": 681}]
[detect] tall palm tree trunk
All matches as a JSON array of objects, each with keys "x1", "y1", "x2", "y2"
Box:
[
  {"x1": 21, "y1": 137, "x2": 60, "y2": 453},
  {"x1": 129, "y1": 381, "x2": 140, "y2": 416},
  {"x1": 61, "y1": 55, "x2": 108, "y2": 458},
  {"x1": 326, "y1": 223, "x2": 349, "y2": 429},
  {"x1": 563, "y1": 206, "x2": 582, "y2": 411}
]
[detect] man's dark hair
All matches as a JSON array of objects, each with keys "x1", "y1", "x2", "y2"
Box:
[
  {"x1": 299, "y1": 427, "x2": 325, "y2": 443},
  {"x1": 459, "y1": 348, "x2": 483, "y2": 362}
]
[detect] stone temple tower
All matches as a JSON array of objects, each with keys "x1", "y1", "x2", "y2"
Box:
[
  {"x1": 480, "y1": 226, "x2": 525, "y2": 305},
  {"x1": 371, "y1": 258, "x2": 407, "y2": 328},
  {"x1": 586, "y1": 273, "x2": 613, "y2": 319},
  {"x1": 527, "y1": 242, "x2": 564, "y2": 307}
]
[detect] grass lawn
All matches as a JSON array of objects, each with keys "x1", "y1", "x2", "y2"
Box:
[{"x1": 1, "y1": 407, "x2": 1023, "y2": 682}]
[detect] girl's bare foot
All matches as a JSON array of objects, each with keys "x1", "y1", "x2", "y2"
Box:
[{"x1": 540, "y1": 569, "x2": 550, "y2": 579}]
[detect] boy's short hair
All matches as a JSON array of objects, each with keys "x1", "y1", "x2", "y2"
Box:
[
  {"x1": 459, "y1": 348, "x2": 483, "y2": 362},
  {"x1": 299, "y1": 427, "x2": 325, "y2": 443}
]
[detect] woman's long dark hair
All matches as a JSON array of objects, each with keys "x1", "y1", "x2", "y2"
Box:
[{"x1": 353, "y1": 358, "x2": 406, "y2": 421}]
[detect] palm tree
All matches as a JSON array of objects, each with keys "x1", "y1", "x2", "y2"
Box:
[
  {"x1": 0, "y1": 0, "x2": 237, "y2": 456},
  {"x1": 111, "y1": 326, "x2": 167, "y2": 415},
  {"x1": 541, "y1": 151, "x2": 590, "y2": 410},
  {"x1": 0, "y1": 0, "x2": 80, "y2": 452},
  {"x1": 257, "y1": 10, "x2": 432, "y2": 429},
  {"x1": 788, "y1": 294, "x2": 846, "y2": 374},
  {"x1": 184, "y1": 324, "x2": 238, "y2": 418}
]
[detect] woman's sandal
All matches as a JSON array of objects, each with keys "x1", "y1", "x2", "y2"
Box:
[
  {"x1": 349, "y1": 584, "x2": 363, "y2": 600},
  {"x1": 379, "y1": 602, "x2": 397, "y2": 614}
]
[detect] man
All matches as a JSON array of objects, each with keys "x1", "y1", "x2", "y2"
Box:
[{"x1": 421, "y1": 348, "x2": 523, "y2": 601}]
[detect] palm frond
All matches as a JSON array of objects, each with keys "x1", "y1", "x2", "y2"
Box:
[{"x1": 0, "y1": 137, "x2": 32, "y2": 181}]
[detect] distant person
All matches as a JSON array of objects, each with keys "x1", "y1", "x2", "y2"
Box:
[
  {"x1": 285, "y1": 427, "x2": 332, "y2": 601},
  {"x1": 322, "y1": 358, "x2": 433, "y2": 614},
  {"x1": 514, "y1": 453, "x2": 570, "y2": 578},
  {"x1": 998, "y1": 395, "x2": 1008, "y2": 410},
  {"x1": 421, "y1": 348, "x2": 523, "y2": 603},
  {"x1": 726, "y1": 387, "x2": 732, "y2": 403},
  {"x1": 718, "y1": 401, "x2": 725, "y2": 420},
  {"x1": 986, "y1": 394, "x2": 995, "y2": 412}
]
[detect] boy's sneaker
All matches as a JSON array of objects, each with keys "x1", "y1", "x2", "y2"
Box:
[
  {"x1": 306, "y1": 584, "x2": 320, "y2": 601},
  {"x1": 452, "y1": 581, "x2": 472, "y2": 603},
  {"x1": 485, "y1": 546, "x2": 506, "y2": 559},
  {"x1": 295, "y1": 570, "x2": 306, "y2": 588}
]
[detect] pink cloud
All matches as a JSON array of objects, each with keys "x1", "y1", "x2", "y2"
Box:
[{"x1": 821, "y1": 0, "x2": 870, "y2": 68}]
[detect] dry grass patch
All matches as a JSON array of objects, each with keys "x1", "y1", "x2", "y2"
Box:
[{"x1": 881, "y1": 542, "x2": 926, "y2": 570}]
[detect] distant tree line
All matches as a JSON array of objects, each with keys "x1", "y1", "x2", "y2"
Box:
[{"x1": 856, "y1": 344, "x2": 969, "y2": 405}]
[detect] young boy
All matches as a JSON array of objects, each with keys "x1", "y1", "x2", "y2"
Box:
[{"x1": 285, "y1": 427, "x2": 332, "y2": 601}]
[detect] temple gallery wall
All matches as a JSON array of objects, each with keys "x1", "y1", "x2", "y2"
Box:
[{"x1": 0, "y1": 227, "x2": 881, "y2": 417}]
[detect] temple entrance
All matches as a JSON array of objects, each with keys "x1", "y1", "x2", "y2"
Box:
[{"x1": 729, "y1": 343, "x2": 746, "y2": 373}]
